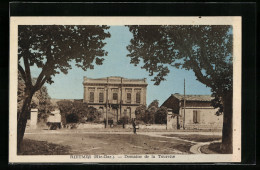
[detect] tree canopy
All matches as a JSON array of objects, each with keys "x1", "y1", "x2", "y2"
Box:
[
  {"x1": 17, "y1": 25, "x2": 111, "y2": 152},
  {"x1": 127, "y1": 25, "x2": 232, "y2": 97},
  {"x1": 127, "y1": 25, "x2": 233, "y2": 153},
  {"x1": 18, "y1": 25, "x2": 111, "y2": 93},
  {"x1": 18, "y1": 72, "x2": 53, "y2": 120}
]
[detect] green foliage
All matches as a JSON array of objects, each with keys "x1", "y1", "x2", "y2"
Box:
[
  {"x1": 86, "y1": 106, "x2": 100, "y2": 122},
  {"x1": 17, "y1": 25, "x2": 110, "y2": 150},
  {"x1": 148, "y1": 99, "x2": 159, "y2": 109},
  {"x1": 57, "y1": 100, "x2": 101, "y2": 124},
  {"x1": 18, "y1": 72, "x2": 54, "y2": 121},
  {"x1": 154, "y1": 106, "x2": 167, "y2": 124},
  {"x1": 135, "y1": 104, "x2": 146, "y2": 121},
  {"x1": 127, "y1": 25, "x2": 232, "y2": 114},
  {"x1": 18, "y1": 25, "x2": 110, "y2": 91},
  {"x1": 119, "y1": 115, "x2": 129, "y2": 125},
  {"x1": 66, "y1": 113, "x2": 79, "y2": 123},
  {"x1": 126, "y1": 25, "x2": 233, "y2": 152},
  {"x1": 135, "y1": 100, "x2": 166, "y2": 124}
]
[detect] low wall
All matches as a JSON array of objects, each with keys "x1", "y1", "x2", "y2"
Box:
[
  {"x1": 125, "y1": 124, "x2": 166, "y2": 130},
  {"x1": 184, "y1": 123, "x2": 223, "y2": 130},
  {"x1": 65, "y1": 123, "x2": 105, "y2": 129},
  {"x1": 64, "y1": 123, "x2": 167, "y2": 130}
]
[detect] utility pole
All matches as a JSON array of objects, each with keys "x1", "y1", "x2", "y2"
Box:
[
  {"x1": 183, "y1": 78, "x2": 186, "y2": 130},
  {"x1": 106, "y1": 77, "x2": 109, "y2": 128},
  {"x1": 120, "y1": 77, "x2": 123, "y2": 120}
]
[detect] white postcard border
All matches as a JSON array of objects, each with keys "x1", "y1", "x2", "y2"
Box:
[{"x1": 9, "y1": 17, "x2": 241, "y2": 163}]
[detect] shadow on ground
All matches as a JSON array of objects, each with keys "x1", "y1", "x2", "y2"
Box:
[
  {"x1": 18, "y1": 139, "x2": 71, "y2": 155},
  {"x1": 21, "y1": 133, "x2": 193, "y2": 155},
  {"x1": 200, "y1": 142, "x2": 227, "y2": 154},
  {"x1": 162, "y1": 134, "x2": 222, "y2": 143}
]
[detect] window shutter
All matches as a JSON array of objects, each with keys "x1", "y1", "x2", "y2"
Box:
[
  {"x1": 90, "y1": 92, "x2": 94, "y2": 102},
  {"x1": 197, "y1": 111, "x2": 200, "y2": 123},
  {"x1": 99, "y1": 93, "x2": 104, "y2": 103},
  {"x1": 136, "y1": 92, "x2": 141, "y2": 103},
  {"x1": 193, "y1": 110, "x2": 197, "y2": 123}
]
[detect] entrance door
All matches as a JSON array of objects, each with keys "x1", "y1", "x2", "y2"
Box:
[
  {"x1": 112, "y1": 108, "x2": 118, "y2": 122},
  {"x1": 127, "y1": 107, "x2": 131, "y2": 118}
]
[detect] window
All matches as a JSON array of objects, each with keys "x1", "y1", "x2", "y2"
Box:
[
  {"x1": 113, "y1": 93, "x2": 118, "y2": 100},
  {"x1": 136, "y1": 92, "x2": 141, "y2": 104},
  {"x1": 127, "y1": 93, "x2": 131, "y2": 103},
  {"x1": 99, "y1": 92, "x2": 104, "y2": 103},
  {"x1": 193, "y1": 110, "x2": 200, "y2": 123},
  {"x1": 89, "y1": 92, "x2": 94, "y2": 102}
]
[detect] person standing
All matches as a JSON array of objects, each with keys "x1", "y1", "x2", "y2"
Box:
[{"x1": 132, "y1": 118, "x2": 137, "y2": 134}]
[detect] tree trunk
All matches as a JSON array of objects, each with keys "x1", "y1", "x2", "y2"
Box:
[
  {"x1": 221, "y1": 91, "x2": 233, "y2": 153},
  {"x1": 17, "y1": 91, "x2": 33, "y2": 153}
]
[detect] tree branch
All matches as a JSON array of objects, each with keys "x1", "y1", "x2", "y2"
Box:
[
  {"x1": 34, "y1": 53, "x2": 53, "y2": 90},
  {"x1": 18, "y1": 64, "x2": 26, "y2": 82},
  {"x1": 198, "y1": 40, "x2": 216, "y2": 81},
  {"x1": 23, "y1": 55, "x2": 32, "y2": 89},
  {"x1": 34, "y1": 76, "x2": 48, "y2": 92},
  {"x1": 192, "y1": 61, "x2": 213, "y2": 88},
  {"x1": 34, "y1": 64, "x2": 48, "y2": 89}
]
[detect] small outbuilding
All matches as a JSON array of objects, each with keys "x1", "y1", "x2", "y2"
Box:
[{"x1": 161, "y1": 93, "x2": 223, "y2": 130}]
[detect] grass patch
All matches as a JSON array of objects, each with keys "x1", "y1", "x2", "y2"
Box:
[
  {"x1": 23, "y1": 133, "x2": 193, "y2": 155},
  {"x1": 18, "y1": 139, "x2": 71, "y2": 155}
]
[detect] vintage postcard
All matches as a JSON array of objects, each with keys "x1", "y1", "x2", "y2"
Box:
[{"x1": 9, "y1": 17, "x2": 241, "y2": 163}]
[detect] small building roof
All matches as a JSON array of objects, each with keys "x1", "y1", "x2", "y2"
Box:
[{"x1": 172, "y1": 93, "x2": 213, "y2": 102}]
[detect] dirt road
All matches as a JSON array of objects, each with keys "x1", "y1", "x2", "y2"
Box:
[{"x1": 20, "y1": 130, "x2": 221, "y2": 155}]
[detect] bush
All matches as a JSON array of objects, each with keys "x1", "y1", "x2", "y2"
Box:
[
  {"x1": 135, "y1": 100, "x2": 160, "y2": 124},
  {"x1": 57, "y1": 100, "x2": 101, "y2": 125},
  {"x1": 66, "y1": 113, "x2": 79, "y2": 123},
  {"x1": 86, "y1": 107, "x2": 101, "y2": 122},
  {"x1": 154, "y1": 106, "x2": 167, "y2": 124},
  {"x1": 119, "y1": 116, "x2": 129, "y2": 124}
]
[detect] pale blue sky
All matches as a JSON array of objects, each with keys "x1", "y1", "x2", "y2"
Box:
[{"x1": 31, "y1": 26, "x2": 212, "y2": 106}]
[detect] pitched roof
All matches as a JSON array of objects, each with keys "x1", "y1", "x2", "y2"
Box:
[{"x1": 172, "y1": 93, "x2": 213, "y2": 102}]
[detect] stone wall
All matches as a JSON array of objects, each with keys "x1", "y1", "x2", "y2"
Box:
[
  {"x1": 125, "y1": 124, "x2": 166, "y2": 129},
  {"x1": 26, "y1": 109, "x2": 38, "y2": 129},
  {"x1": 179, "y1": 108, "x2": 223, "y2": 130}
]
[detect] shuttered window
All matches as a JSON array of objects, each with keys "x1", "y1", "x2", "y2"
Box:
[
  {"x1": 193, "y1": 110, "x2": 200, "y2": 123},
  {"x1": 127, "y1": 93, "x2": 131, "y2": 103},
  {"x1": 99, "y1": 92, "x2": 104, "y2": 103},
  {"x1": 136, "y1": 92, "x2": 141, "y2": 103},
  {"x1": 89, "y1": 92, "x2": 94, "y2": 102},
  {"x1": 113, "y1": 93, "x2": 118, "y2": 100}
]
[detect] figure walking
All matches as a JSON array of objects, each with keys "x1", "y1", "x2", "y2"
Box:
[{"x1": 132, "y1": 118, "x2": 137, "y2": 134}]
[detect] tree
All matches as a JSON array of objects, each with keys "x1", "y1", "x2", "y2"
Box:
[
  {"x1": 148, "y1": 99, "x2": 159, "y2": 109},
  {"x1": 18, "y1": 25, "x2": 110, "y2": 152},
  {"x1": 119, "y1": 115, "x2": 129, "y2": 128},
  {"x1": 135, "y1": 105, "x2": 146, "y2": 122},
  {"x1": 18, "y1": 72, "x2": 53, "y2": 121},
  {"x1": 56, "y1": 100, "x2": 101, "y2": 124},
  {"x1": 127, "y1": 25, "x2": 233, "y2": 153},
  {"x1": 155, "y1": 106, "x2": 168, "y2": 124},
  {"x1": 135, "y1": 100, "x2": 160, "y2": 124},
  {"x1": 146, "y1": 99, "x2": 159, "y2": 124}
]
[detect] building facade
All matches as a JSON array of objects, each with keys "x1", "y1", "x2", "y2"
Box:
[
  {"x1": 83, "y1": 76, "x2": 148, "y2": 122},
  {"x1": 161, "y1": 93, "x2": 223, "y2": 130}
]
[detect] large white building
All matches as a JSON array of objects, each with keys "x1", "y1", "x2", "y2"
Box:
[{"x1": 83, "y1": 76, "x2": 148, "y2": 122}]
